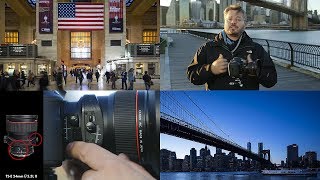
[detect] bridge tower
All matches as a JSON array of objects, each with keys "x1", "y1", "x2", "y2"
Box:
[
  {"x1": 291, "y1": 0, "x2": 308, "y2": 31},
  {"x1": 262, "y1": 150, "x2": 271, "y2": 161}
]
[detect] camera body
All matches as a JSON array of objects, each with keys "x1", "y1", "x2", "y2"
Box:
[
  {"x1": 228, "y1": 57, "x2": 261, "y2": 78},
  {"x1": 43, "y1": 91, "x2": 159, "y2": 179}
]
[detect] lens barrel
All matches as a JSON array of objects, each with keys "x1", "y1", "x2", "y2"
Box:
[
  {"x1": 111, "y1": 91, "x2": 159, "y2": 178},
  {"x1": 59, "y1": 91, "x2": 159, "y2": 178},
  {"x1": 4, "y1": 115, "x2": 38, "y2": 158}
]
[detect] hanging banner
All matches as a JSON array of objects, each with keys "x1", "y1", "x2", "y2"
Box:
[
  {"x1": 39, "y1": 0, "x2": 53, "y2": 34},
  {"x1": 109, "y1": 0, "x2": 123, "y2": 33}
]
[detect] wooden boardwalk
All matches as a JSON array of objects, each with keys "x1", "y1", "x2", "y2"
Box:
[{"x1": 162, "y1": 33, "x2": 320, "y2": 90}]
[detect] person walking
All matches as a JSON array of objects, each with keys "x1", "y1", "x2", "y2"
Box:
[
  {"x1": 121, "y1": 71, "x2": 127, "y2": 90},
  {"x1": 128, "y1": 68, "x2": 135, "y2": 90},
  {"x1": 142, "y1": 71, "x2": 152, "y2": 90}
]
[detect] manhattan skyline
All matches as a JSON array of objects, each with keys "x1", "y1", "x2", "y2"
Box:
[
  {"x1": 160, "y1": 0, "x2": 320, "y2": 13},
  {"x1": 160, "y1": 91, "x2": 320, "y2": 164}
]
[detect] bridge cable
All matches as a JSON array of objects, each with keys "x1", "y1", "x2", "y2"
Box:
[
  {"x1": 183, "y1": 91, "x2": 237, "y2": 145},
  {"x1": 162, "y1": 91, "x2": 212, "y2": 132}
]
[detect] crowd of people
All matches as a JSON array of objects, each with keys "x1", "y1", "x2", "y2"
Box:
[
  {"x1": 0, "y1": 69, "x2": 41, "y2": 91},
  {"x1": 51, "y1": 67, "x2": 154, "y2": 91},
  {"x1": 0, "y1": 66, "x2": 154, "y2": 91}
]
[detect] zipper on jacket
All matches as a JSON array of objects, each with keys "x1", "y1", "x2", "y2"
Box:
[{"x1": 220, "y1": 44, "x2": 233, "y2": 59}]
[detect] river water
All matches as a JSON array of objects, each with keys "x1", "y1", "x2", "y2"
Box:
[
  {"x1": 192, "y1": 29, "x2": 320, "y2": 45},
  {"x1": 161, "y1": 172, "x2": 320, "y2": 180}
]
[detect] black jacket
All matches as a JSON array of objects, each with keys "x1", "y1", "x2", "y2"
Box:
[{"x1": 187, "y1": 31, "x2": 277, "y2": 90}]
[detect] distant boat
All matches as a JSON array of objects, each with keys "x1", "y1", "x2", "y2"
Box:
[{"x1": 262, "y1": 169, "x2": 317, "y2": 177}]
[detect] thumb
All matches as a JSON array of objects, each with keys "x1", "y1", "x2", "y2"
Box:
[
  {"x1": 218, "y1": 54, "x2": 224, "y2": 59},
  {"x1": 247, "y1": 54, "x2": 253, "y2": 63}
]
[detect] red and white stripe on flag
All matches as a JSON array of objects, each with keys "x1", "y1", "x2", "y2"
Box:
[{"x1": 58, "y1": 3, "x2": 104, "y2": 30}]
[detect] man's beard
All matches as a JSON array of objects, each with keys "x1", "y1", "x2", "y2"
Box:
[{"x1": 227, "y1": 26, "x2": 242, "y2": 37}]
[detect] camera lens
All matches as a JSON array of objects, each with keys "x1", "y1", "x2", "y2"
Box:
[
  {"x1": 43, "y1": 90, "x2": 159, "y2": 178},
  {"x1": 4, "y1": 115, "x2": 38, "y2": 158}
]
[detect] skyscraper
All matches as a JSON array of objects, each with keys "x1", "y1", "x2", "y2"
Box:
[
  {"x1": 160, "y1": 149, "x2": 171, "y2": 171},
  {"x1": 169, "y1": 151, "x2": 177, "y2": 171},
  {"x1": 304, "y1": 151, "x2": 317, "y2": 168},
  {"x1": 160, "y1": 6, "x2": 169, "y2": 26},
  {"x1": 258, "y1": 143, "x2": 263, "y2": 158},
  {"x1": 247, "y1": 142, "x2": 251, "y2": 152},
  {"x1": 166, "y1": 0, "x2": 180, "y2": 26},
  {"x1": 182, "y1": 155, "x2": 190, "y2": 171},
  {"x1": 179, "y1": 0, "x2": 190, "y2": 25},
  {"x1": 287, "y1": 144, "x2": 299, "y2": 167},
  {"x1": 190, "y1": 148, "x2": 197, "y2": 170}
]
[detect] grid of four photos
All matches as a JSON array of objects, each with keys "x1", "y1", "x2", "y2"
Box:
[{"x1": 0, "y1": 0, "x2": 320, "y2": 179}]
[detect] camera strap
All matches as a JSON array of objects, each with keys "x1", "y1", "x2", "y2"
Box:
[
  {"x1": 231, "y1": 34, "x2": 243, "y2": 54},
  {"x1": 221, "y1": 31, "x2": 243, "y2": 54}
]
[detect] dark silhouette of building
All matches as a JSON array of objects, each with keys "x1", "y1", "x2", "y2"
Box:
[
  {"x1": 182, "y1": 155, "x2": 190, "y2": 171},
  {"x1": 304, "y1": 151, "x2": 317, "y2": 168},
  {"x1": 213, "y1": 151, "x2": 228, "y2": 171},
  {"x1": 174, "y1": 159, "x2": 183, "y2": 171},
  {"x1": 258, "y1": 143, "x2": 263, "y2": 158},
  {"x1": 169, "y1": 151, "x2": 177, "y2": 171},
  {"x1": 190, "y1": 148, "x2": 197, "y2": 171},
  {"x1": 287, "y1": 144, "x2": 299, "y2": 168},
  {"x1": 247, "y1": 142, "x2": 252, "y2": 152},
  {"x1": 160, "y1": 149, "x2": 171, "y2": 171}
]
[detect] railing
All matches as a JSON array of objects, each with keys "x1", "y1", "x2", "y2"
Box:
[
  {"x1": 0, "y1": 44, "x2": 38, "y2": 58},
  {"x1": 160, "y1": 112, "x2": 257, "y2": 155},
  {"x1": 125, "y1": 43, "x2": 160, "y2": 57},
  {"x1": 187, "y1": 30, "x2": 320, "y2": 70}
]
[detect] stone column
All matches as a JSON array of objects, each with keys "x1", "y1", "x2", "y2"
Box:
[
  {"x1": 36, "y1": 0, "x2": 58, "y2": 67},
  {"x1": 291, "y1": 0, "x2": 308, "y2": 31},
  {"x1": 0, "y1": 0, "x2": 5, "y2": 44},
  {"x1": 104, "y1": 0, "x2": 126, "y2": 69}
]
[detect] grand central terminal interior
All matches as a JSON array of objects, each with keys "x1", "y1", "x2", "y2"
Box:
[{"x1": 0, "y1": 0, "x2": 160, "y2": 90}]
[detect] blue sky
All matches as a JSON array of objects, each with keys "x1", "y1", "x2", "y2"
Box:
[
  {"x1": 160, "y1": 91, "x2": 320, "y2": 164},
  {"x1": 160, "y1": 0, "x2": 320, "y2": 13}
]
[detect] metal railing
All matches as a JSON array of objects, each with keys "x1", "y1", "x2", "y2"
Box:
[
  {"x1": 0, "y1": 44, "x2": 38, "y2": 58},
  {"x1": 187, "y1": 30, "x2": 320, "y2": 70},
  {"x1": 125, "y1": 43, "x2": 160, "y2": 57}
]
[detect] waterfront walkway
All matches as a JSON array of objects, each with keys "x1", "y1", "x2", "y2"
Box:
[{"x1": 161, "y1": 33, "x2": 320, "y2": 90}]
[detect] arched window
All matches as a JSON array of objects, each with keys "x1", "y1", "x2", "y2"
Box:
[{"x1": 70, "y1": 32, "x2": 91, "y2": 59}]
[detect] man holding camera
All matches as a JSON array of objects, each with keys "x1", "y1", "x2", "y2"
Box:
[{"x1": 187, "y1": 4, "x2": 277, "y2": 90}]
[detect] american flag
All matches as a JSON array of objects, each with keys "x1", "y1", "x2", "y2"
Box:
[{"x1": 58, "y1": 3, "x2": 104, "y2": 30}]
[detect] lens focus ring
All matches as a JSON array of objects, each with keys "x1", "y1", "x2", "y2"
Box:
[{"x1": 113, "y1": 91, "x2": 138, "y2": 160}]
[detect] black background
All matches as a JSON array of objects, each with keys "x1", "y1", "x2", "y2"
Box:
[{"x1": 0, "y1": 92, "x2": 43, "y2": 179}]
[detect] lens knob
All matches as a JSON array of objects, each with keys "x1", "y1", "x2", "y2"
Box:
[
  {"x1": 68, "y1": 115, "x2": 79, "y2": 127},
  {"x1": 86, "y1": 122, "x2": 96, "y2": 133}
]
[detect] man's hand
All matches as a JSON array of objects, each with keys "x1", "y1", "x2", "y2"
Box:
[
  {"x1": 64, "y1": 141, "x2": 155, "y2": 180},
  {"x1": 211, "y1": 54, "x2": 228, "y2": 75}
]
